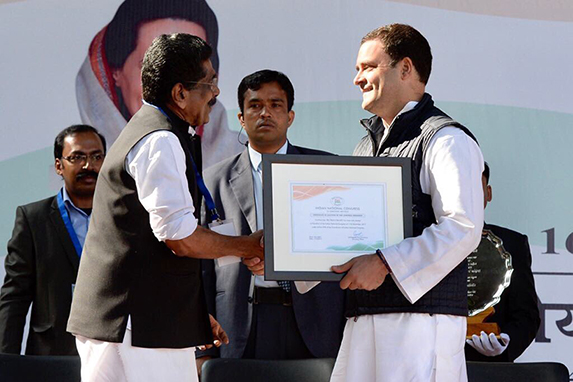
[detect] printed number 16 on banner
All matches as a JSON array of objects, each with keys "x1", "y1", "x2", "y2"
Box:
[{"x1": 542, "y1": 228, "x2": 573, "y2": 254}]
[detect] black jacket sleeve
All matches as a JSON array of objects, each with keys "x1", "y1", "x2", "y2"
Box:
[
  {"x1": 0, "y1": 206, "x2": 36, "y2": 354},
  {"x1": 497, "y1": 233, "x2": 540, "y2": 361}
]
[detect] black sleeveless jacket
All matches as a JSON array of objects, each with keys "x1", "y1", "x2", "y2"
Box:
[
  {"x1": 67, "y1": 104, "x2": 212, "y2": 348},
  {"x1": 347, "y1": 93, "x2": 477, "y2": 317}
]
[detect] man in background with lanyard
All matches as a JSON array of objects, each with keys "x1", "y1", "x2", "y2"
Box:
[{"x1": 0, "y1": 124, "x2": 106, "y2": 355}]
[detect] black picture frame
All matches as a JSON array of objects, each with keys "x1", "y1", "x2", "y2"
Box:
[{"x1": 262, "y1": 154, "x2": 412, "y2": 281}]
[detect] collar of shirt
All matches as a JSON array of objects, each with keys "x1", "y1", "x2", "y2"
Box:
[
  {"x1": 62, "y1": 187, "x2": 90, "y2": 218},
  {"x1": 247, "y1": 140, "x2": 289, "y2": 172},
  {"x1": 382, "y1": 101, "x2": 419, "y2": 129}
]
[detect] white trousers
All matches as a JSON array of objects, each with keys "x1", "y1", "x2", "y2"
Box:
[
  {"x1": 330, "y1": 313, "x2": 467, "y2": 382},
  {"x1": 75, "y1": 330, "x2": 198, "y2": 382}
]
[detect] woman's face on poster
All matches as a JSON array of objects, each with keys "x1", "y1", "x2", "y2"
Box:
[{"x1": 112, "y1": 18, "x2": 207, "y2": 117}]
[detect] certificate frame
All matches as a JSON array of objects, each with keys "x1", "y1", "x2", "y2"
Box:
[{"x1": 263, "y1": 154, "x2": 412, "y2": 281}]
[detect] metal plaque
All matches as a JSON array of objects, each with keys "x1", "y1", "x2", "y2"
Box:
[{"x1": 467, "y1": 229, "x2": 514, "y2": 316}]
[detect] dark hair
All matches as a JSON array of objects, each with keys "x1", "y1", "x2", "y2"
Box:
[
  {"x1": 141, "y1": 33, "x2": 212, "y2": 106},
  {"x1": 483, "y1": 161, "x2": 490, "y2": 184},
  {"x1": 237, "y1": 70, "x2": 295, "y2": 113},
  {"x1": 362, "y1": 24, "x2": 432, "y2": 85},
  {"x1": 104, "y1": 0, "x2": 219, "y2": 73},
  {"x1": 54, "y1": 125, "x2": 106, "y2": 159}
]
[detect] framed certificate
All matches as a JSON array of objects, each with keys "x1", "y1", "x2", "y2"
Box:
[{"x1": 263, "y1": 154, "x2": 412, "y2": 281}]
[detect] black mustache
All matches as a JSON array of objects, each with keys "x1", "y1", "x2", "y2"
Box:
[
  {"x1": 256, "y1": 120, "x2": 275, "y2": 128},
  {"x1": 208, "y1": 98, "x2": 217, "y2": 107},
  {"x1": 76, "y1": 171, "x2": 98, "y2": 180}
]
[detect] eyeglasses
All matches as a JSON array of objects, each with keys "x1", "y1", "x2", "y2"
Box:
[
  {"x1": 62, "y1": 153, "x2": 105, "y2": 165},
  {"x1": 187, "y1": 77, "x2": 219, "y2": 92}
]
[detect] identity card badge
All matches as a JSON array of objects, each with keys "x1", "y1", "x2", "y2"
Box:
[{"x1": 208, "y1": 218, "x2": 241, "y2": 267}]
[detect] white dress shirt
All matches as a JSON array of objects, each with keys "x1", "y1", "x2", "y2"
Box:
[{"x1": 249, "y1": 141, "x2": 289, "y2": 288}]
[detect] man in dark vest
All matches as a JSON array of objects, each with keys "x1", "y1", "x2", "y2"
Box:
[
  {"x1": 0, "y1": 124, "x2": 105, "y2": 356},
  {"x1": 330, "y1": 24, "x2": 484, "y2": 381},
  {"x1": 67, "y1": 34, "x2": 263, "y2": 382}
]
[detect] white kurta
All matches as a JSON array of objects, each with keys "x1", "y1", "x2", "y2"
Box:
[
  {"x1": 76, "y1": 331, "x2": 198, "y2": 382},
  {"x1": 331, "y1": 313, "x2": 467, "y2": 382},
  {"x1": 331, "y1": 105, "x2": 484, "y2": 382},
  {"x1": 75, "y1": 130, "x2": 202, "y2": 381}
]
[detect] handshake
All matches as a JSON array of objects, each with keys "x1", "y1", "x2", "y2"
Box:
[
  {"x1": 238, "y1": 230, "x2": 265, "y2": 274},
  {"x1": 215, "y1": 229, "x2": 264, "y2": 269}
]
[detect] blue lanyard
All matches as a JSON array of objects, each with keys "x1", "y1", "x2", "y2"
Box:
[
  {"x1": 143, "y1": 101, "x2": 221, "y2": 221},
  {"x1": 187, "y1": 152, "x2": 221, "y2": 221},
  {"x1": 57, "y1": 190, "x2": 83, "y2": 258}
]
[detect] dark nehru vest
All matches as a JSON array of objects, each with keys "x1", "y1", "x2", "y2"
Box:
[
  {"x1": 347, "y1": 93, "x2": 477, "y2": 318},
  {"x1": 67, "y1": 104, "x2": 212, "y2": 348}
]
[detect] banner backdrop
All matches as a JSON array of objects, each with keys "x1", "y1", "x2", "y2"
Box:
[{"x1": 1, "y1": 0, "x2": 572, "y2": 374}]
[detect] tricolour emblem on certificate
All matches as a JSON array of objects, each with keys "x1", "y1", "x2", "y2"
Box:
[{"x1": 290, "y1": 183, "x2": 388, "y2": 253}]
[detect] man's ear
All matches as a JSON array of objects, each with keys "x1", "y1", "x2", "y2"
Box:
[
  {"x1": 400, "y1": 57, "x2": 414, "y2": 80},
  {"x1": 237, "y1": 112, "x2": 246, "y2": 128},
  {"x1": 486, "y1": 184, "x2": 493, "y2": 203},
  {"x1": 55, "y1": 158, "x2": 63, "y2": 176},
  {"x1": 287, "y1": 110, "x2": 295, "y2": 128},
  {"x1": 171, "y1": 83, "x2": 187, "y2": 109}
]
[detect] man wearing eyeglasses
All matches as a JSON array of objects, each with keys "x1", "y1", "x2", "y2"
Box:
[
  {"x1": 0, "y1": 124, "x2": 106, "y2": 355},
  {"x1": 67, "y1": 34, "x2": 263, "y2": 382}
]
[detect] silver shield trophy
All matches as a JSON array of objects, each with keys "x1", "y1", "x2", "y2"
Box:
[{"x1": 467, "y1": 229, "x2": 514, "y2": 337}]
